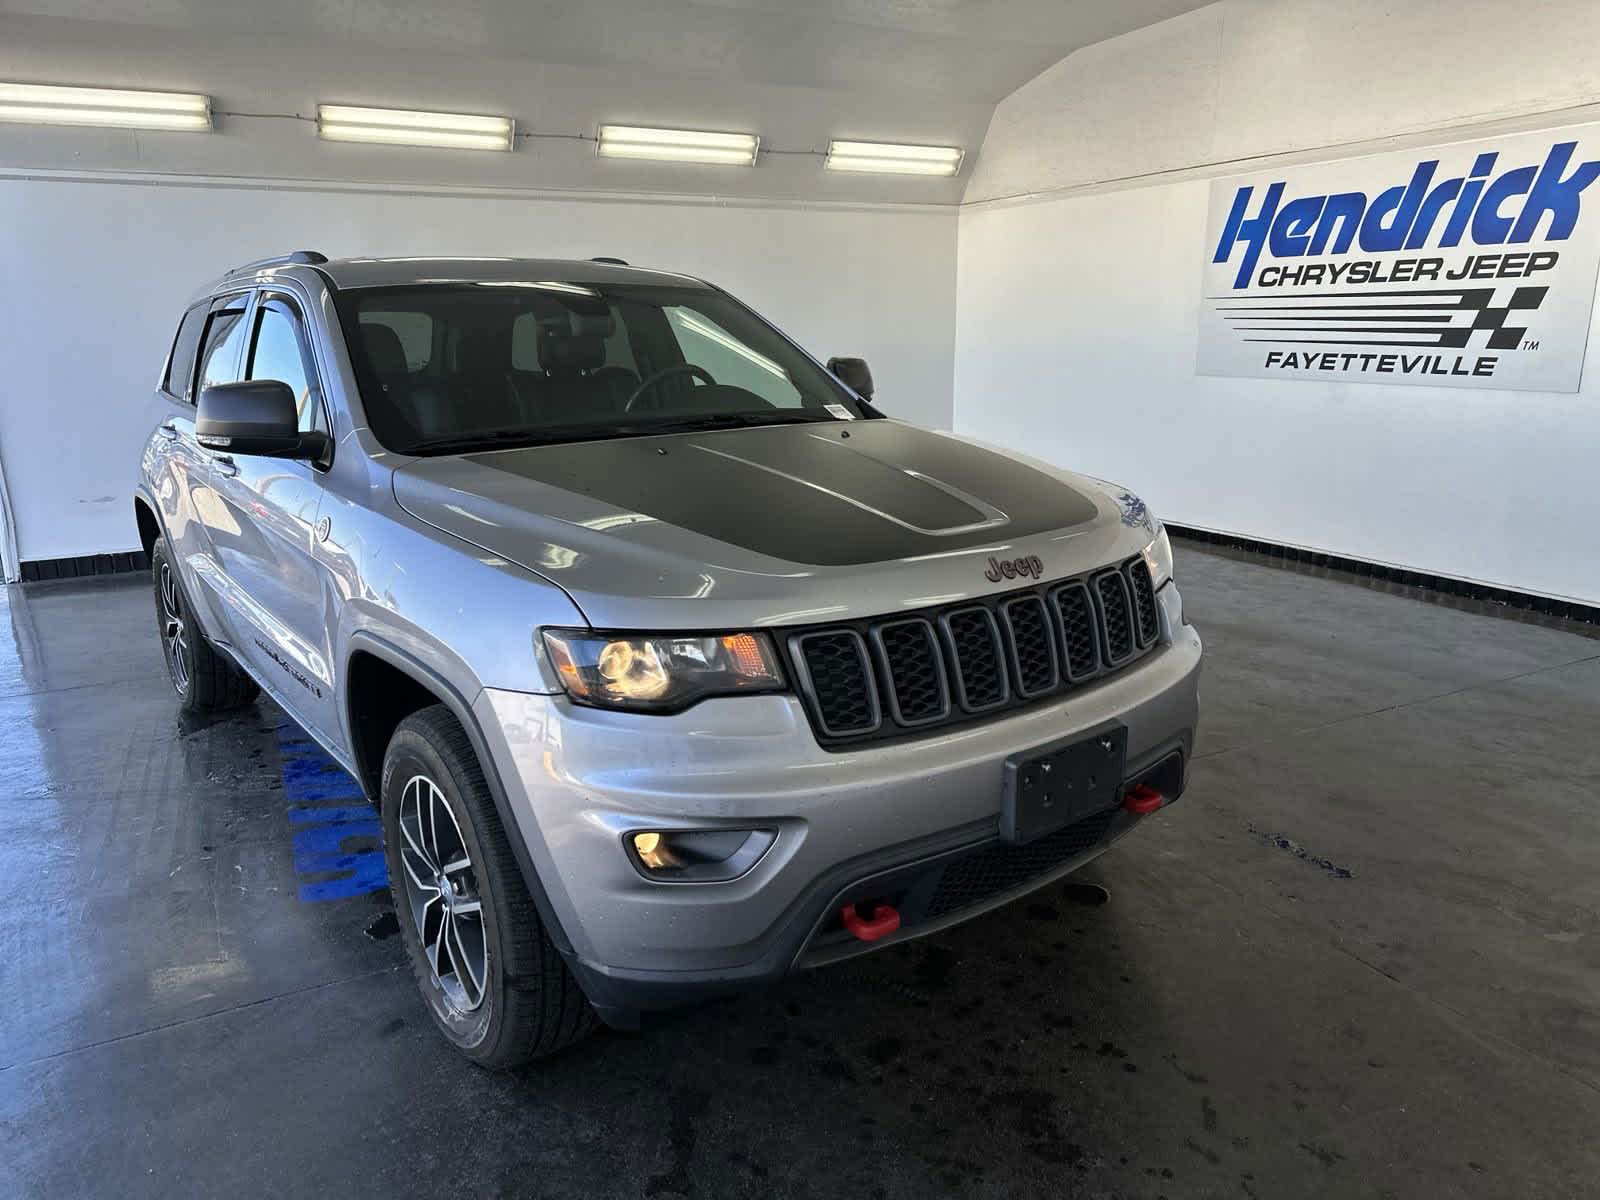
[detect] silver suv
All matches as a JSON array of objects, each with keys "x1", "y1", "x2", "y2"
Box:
[{"x1": 135, "y1": 252, "x2": 1202, "y2": 1066}]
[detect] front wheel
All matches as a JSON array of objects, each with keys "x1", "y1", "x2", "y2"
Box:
[
  {"x1": 381, "y1": 705, "x2": 596, "y2": 1066},
  {"x1": 150, "y1": 536, "x2": 259, "y2": 714}
]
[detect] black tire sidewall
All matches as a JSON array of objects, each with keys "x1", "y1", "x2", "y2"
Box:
[{"x1": 381, "y1": 725, "x2": 508, "y2": 1053}]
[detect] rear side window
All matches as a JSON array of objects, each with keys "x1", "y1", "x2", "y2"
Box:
[
  {"x1": 162, "y1": 304, "x2": 208, "y2": 400},
  {"x1": 197, "y1": 303, "x2": 250, "y2": 394}
]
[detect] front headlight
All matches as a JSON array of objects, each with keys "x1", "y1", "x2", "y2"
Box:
[
  {"x1": 1142, "y1": 523, "x2": 1174, "y2": 589},
  {"x1": 540, "y1": 629, "x2": 785, "y2": 711}
]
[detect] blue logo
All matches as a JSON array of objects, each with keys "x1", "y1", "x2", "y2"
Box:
[{"x1": 1213, "y1": 142, "x2": 1600, "y2": 288}]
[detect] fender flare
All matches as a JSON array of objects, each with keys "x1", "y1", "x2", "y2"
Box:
[
  {"x1": 132, "y1": 485, "x2": 166, "y2": 551},
  {"x1": 343, "y1": 630, "x2": 576, "y2": 959}
]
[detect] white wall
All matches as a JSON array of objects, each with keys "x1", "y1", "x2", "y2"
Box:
[
  {"x1": 955, "y1": 0, "x2": 1600, "y2": 604},
  {"x1": 0, "y1": 176, "x2": 956, "y2": 563},
  {"x1": 13, "y1": 0, "x2": 1600, "y2": 600}
]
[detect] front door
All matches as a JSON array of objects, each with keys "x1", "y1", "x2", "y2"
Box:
[{"x1": 198, "y1": 292, "x2": 340, "y2": 744}]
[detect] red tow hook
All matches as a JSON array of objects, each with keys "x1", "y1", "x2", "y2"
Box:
[
  {"x1": 840, "y1": 900, "x2": 901, "y2": 942},
  {"x1": 1123, "y1": 783, "x2": 1164, "y2": 815}
]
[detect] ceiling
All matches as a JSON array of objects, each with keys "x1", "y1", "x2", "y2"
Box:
[
  {"x1": 0, "y1": 0, "x2": 1213, "y2": 202},
  {"x1": 1, "y1": 1, "x2": 1210, "y2": 103}
]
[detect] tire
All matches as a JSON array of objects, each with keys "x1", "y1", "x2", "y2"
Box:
[
  {"x1": 151, "y1": 536, "x2": 259, "y2": 714},
  {"x1": 381, "y1": 704, "x2": 597, "y2": 1067}
]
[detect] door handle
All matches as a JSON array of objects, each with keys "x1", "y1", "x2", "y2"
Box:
[
  {"x1": 158, "y1": 422, "x2": 179, "y2": 440},
  {"x1": 212, "y1": 455, "x2": 239, "y2": 478}
]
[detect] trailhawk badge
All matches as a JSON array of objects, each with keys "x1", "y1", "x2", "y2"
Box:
[{"x1": 984, "y1": 555, "x2": 1043, "y2": 583}]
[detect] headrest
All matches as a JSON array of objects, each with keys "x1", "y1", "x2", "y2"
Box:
[
  {"x1": 360, "y1": 323, "x2": 408, "y2": 377},
  {"x1": 565, "y1": 309, "x2": 615, "y2": 339},
  {"x1": 538, "y1": 330, "x2": 606, "y2": 372}
]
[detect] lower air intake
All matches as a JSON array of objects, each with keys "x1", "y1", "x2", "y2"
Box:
[{"x1": 925, "y1": 808, "x2": 1118, "y2": 919}]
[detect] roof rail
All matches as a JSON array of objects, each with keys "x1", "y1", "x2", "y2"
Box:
[
  {"x1": 589, "y1": 256, "x2": 629, "y2": 266},
  {"x1": 227, "y1": 249, "x2": 330, "y2": 276}
]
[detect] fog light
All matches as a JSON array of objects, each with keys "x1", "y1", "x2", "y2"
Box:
[
  {"x1": 625, "y1": 828, "x2": 777, "y2": 882},
  {"x1": 631, "y1": 831, "x2": 679, "y2": 871}
]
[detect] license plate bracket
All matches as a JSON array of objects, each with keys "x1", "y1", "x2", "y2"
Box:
[{"x1": 1000, "y1": 725, "x2": 1127, "y2": 844}]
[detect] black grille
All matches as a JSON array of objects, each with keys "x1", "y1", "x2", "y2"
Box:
[
  {"x1": 873, "y1": 620, "x2": 948, "y2": 725},
  {"x1": 1000, "y1": 596, "x2": 1057, "y2": 697},
  {"x1": 943, "y1": 607, "x2": 1007, "y2": 711},
  {"x1": 1094, "y1": 571, "x2": 1134, "y2": 664},
  {"x1": 1126, "y1": 559, "x2": 1159, "y2": 647},
  {"x1": 795, "y1": 631, "x2": 878, "y2": 736},
  {"x1": 1052, "y1": 583, "x2": 1099, "y2": 681},
  {"x1": 787, "y1": 555, "x2": 1160, "y2": 747},
  {"x1": 926, "y1": 809, "x2": 1118, "y2": 919}
]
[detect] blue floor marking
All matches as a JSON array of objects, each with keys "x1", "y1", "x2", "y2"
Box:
[
  {"x1": 287, "y1": 804, "x2": 374, "y2": 825},
  {"x1": 276, "y1": 720, "x2": 391, "y2": 902}
]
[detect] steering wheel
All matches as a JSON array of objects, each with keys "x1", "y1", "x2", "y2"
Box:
[{"x1": 624, "y1": 363, "x2": 717, "y2": 412}]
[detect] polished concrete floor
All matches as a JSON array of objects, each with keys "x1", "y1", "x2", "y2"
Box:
[{"x1": 2, "y1": 547, "x2": 1597, "y2": 1199}]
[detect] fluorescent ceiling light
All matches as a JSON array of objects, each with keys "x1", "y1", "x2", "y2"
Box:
[
  {"x1": 318, "y1": 104, "x2": 514, "y2": 151},
  {"x1": 825, "y1": 140, "x2": 963, "y2": 177},
  {"x1": 0, "y1": 82, "x2": 211, "y2": 131},
  {"x1": 597, "y1": 125, "x2": 758, "y2": 167}
]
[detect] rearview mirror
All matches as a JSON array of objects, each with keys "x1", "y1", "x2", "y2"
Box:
[
  {"x1": 197, "y1": 380, "x2": 327, "y2": 460},
  {"x1": 827, "y1": 356, "x2": 874, "y2": 400}
]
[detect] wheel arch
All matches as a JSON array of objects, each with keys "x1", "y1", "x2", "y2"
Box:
[
  {"x1": 343, "y1": 632, "x2": 576, "y2": 958},
  {"x1": 133, "y1": 491, "x2": 162, "y2": 558}
]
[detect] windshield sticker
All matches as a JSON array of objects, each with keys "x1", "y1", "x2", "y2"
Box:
[{"x1": 824, "y1": 403, "x2": 857, "y2": 420}]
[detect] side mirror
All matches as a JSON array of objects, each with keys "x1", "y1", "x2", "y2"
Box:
[
  {"x1": 197, "y1": 381, "x2": 327, "y2": 460},
  {"x1": 827, "y1": 356, "x2": 874, "y2": 400}
]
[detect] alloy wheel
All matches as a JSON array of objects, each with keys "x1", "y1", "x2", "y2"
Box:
[
  {"x1": 159, "y1": 562, "x2": 191, "y2": 693},
  {"x1": 397, "y1": 774, "x2": 488, "y2": 1013}
]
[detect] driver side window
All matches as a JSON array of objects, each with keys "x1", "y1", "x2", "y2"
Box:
[
  {"x1": 662, "y1": 306, "x2": 803, "y2": 407},
  {"x1": 248, "y1": 299, "x2": 328, "y2": 435}
]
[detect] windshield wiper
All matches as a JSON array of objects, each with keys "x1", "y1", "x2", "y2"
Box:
[
  {"x1": 398, "y1": 410, "x2": 839, "y2": 456},
  {"x1": 397, "y1": 427, "x2": 612, "y2": 455},
  {"x1": 635, "y1": 411, "x2": 837, "y2": 435}
]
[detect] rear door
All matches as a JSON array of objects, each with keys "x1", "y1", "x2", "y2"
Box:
[
  {"x1": 147, "y1": 300, "x2": 207, "y2": 565},
  {"x1": 201, "y1": 291, "x2": 340, "y2": 743}
]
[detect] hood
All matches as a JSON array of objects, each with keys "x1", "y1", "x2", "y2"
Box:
[{"x1": 392, "y1": 419, "x2": 1156, "y2": 629}]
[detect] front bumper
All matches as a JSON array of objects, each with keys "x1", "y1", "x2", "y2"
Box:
[{"x1": 474, "y1": 583, "x2": 1201, "y2": 1019}]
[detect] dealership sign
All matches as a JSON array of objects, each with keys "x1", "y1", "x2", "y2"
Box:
[{"x1": 1198, "y1": 125, "x2": 1600, "y2": 391}]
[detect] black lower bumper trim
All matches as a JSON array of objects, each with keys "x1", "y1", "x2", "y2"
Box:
[{"x1": 571, "y1": 746, "x2": 1186, "y2": 1027}]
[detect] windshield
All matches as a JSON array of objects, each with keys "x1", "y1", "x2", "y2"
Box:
[{"x1": 334, "y1": 281, "x2": 867, "y2": 454}]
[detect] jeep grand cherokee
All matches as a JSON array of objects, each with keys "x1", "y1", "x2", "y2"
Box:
[{"x1": 135, "y1": 252, "x2": 1202, "y2": 1066}]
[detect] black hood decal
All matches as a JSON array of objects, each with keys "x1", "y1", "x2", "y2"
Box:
[{"x1": 467, "y1": 421, "x2": 1099, "y2": 567}]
